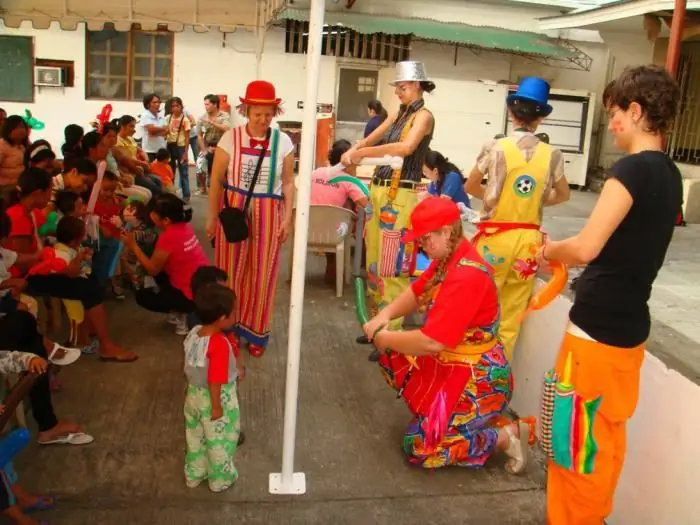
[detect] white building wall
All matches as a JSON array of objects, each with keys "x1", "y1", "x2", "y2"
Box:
[{"x1": 0, "y1": 5, "x2": 608, "y2": 167}]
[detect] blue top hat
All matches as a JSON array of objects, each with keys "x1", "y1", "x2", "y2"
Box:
[{"x1": 506, "y1": 77, "x2": 553, "y2": 117}]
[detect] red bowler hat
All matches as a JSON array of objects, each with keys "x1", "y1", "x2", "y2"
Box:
[
  {"x1": 239, "y1": 80, "x2": 282, "y2": 106},
  {"x1": 401, "y1": 197, "x2": 461, "y2": 243}
]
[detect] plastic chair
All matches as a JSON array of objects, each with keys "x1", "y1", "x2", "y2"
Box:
[{"x1": 288, "y1": 205, "x2": 356, "y2": 298}]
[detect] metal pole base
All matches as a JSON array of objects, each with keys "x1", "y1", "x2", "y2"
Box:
[{"x1": 269, "y1": 472, "x2": 307, "y2": 495}]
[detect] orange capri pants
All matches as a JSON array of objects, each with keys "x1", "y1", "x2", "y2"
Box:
[{"x1": 546, "y1": 329, "x2": 644, "y2": 525}]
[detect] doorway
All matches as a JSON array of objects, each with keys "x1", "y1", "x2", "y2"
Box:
[{"x1": 336, "y1": 67, "x2": 378, "y2": 143}]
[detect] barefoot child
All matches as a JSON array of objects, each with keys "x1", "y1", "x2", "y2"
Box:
[{"x1": 184, "y1": 283, "x2": 241, "y2": 492}]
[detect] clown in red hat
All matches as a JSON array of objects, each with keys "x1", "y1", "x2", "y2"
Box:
[
  {"x1": 236, "y1": 80, "x2": 284, "y2": 117},
  {"x1": 205, "y1": 79, "x2": 295, "y2": 359},
  {"x1": 360, "y1": 195, "x2": 534, "y2": 472}
]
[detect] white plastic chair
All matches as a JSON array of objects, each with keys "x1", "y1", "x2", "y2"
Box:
[{"x1": 288, "y1": 205, "x2": 356, "y2": 297}]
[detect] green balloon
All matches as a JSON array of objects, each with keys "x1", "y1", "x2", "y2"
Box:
[
  {"x1": 328, "y1": 175, "x2": 369, "y2": 197},
  {"x1": 354, "y1": 277, "x2": 369, "y2": 326},
  {"x1": 38, "y1": 211, "x2": 59, "y2": 236}
]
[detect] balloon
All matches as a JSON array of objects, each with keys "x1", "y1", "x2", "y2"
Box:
[
  {"x1": 354, "y1": 276, "x2": 369, "y2": 326},
  {"x1": 96, "y1": 104, "x2": 113, "y2": 134},
  {"x1": 521, "y1": 260, "x2": 568, "y2": 321},
  {"x1": 328, "y1": 175, "x2": 370, "y2": 198},
  {"x1": 23, "y1": 109, "x2": 45, "y2": 131},
  {"x1": 354, "y1": 276, "x2": 418, "y2": 368},
  {"x1": 37, "y1": 211, "x2": 59, "y2": 237},
  {"x1": 27, "y1": 247, "x2": 68, "y2": 276}
]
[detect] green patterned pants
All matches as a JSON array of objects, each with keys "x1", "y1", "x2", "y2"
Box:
[{"x1": 184, "y1": 383, "x2": 240, "y2": 492}]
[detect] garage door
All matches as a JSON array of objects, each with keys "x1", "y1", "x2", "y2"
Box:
[{"x1": 425, "y1": 80, "x2": 507, "y2": 173}]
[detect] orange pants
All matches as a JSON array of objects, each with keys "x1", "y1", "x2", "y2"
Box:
[{"x1": 546, "y1": 330, "x2": 644, "y2": 525}]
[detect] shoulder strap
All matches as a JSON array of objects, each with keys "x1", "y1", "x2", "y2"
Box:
[{"x1": 223, "y1": 127, "x2": 272, "y2": 212}]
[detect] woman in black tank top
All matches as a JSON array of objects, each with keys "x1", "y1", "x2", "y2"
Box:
[{"x1": 535, "y1": 65, "x2": 681, "y2": 525}]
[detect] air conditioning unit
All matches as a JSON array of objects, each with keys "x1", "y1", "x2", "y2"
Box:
[{"x1": 35, "y1": 66, "x2": 64, "y2": 87}]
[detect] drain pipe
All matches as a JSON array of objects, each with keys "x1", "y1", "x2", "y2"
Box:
[{"x1": 665, "y1": 0, "x2": 687, "y2": 75}]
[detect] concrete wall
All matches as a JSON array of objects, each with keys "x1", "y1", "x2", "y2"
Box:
[
  {"x1": 511, "y1": 281, "x2": 700, "y2": 525},
  {"x1": 0, "y1": 4, "x2": 608, "y2": 157}
]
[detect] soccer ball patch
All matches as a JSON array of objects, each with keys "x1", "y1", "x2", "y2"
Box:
[{"x1": 514, "y1": 175, "x2": 536, "y2": 197}]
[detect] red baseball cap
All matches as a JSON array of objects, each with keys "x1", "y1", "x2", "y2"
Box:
[{"x1": 401, "y1": 197, "x2": 461, "y2": 243}]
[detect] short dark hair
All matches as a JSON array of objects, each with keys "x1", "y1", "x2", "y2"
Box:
[
  {"x1": 328, "y1": 139, "x2": 352, "y2": 165},
  {"x1": 54, "y1": 190, "x2": 80, "y2": 216},
  {"x1": 191, "y1": 266, "x2": 228, "y2": 298},
  {"x1": 507, "y1": 100, "x2": 544, "y2": 126},
  {"x1": 603, "y1": 65, "x2": 680, "y2": 134},
  {"x1": 0, "y1": 209, "x2": 10, "y2": 240},
  {"x1": 194, "y1": 283, "x2": 235, "y2": 325},
  {"x1": 1, "y1": 115, "x2": 29, "y2": 145},
  {"x1": 81, "y1": 131, "x2": 103, "y2": 156},
  {"x1": 156, "y1": 148, "x2": 170, "y2": 162},
  {"x1": 142, "y1": 93, "x2": 160, "y2": 110},
  {"x1": 102, "y1": 170, "x2": 119, "y2": 182},
  {"x1": 25, "y1": 141, "x2": 56, "y2": 167},
  {"x1": 56, "y1": 215, "x2": 86, "y2": 245},
  {"x1": 204, "y1": 94, "x2": 220, "y2": 108},
  {"x1": 149, "y1": 193, "x2": 192, "y2": 223},
  {"x1": 74, "y1": 158, "x2": 97, "y2": 177},
  {"x1": 119, "y1": 115, "x2": 136, "y2": 129}
]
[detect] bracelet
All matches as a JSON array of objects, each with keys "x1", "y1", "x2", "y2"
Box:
[{"x1": 541, "y1": 243, "x2": 550, "y2": 262}]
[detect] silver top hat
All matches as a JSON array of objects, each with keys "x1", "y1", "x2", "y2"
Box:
[{"x1": 389, "y1": 61, "x2": 430, "y2": 85}]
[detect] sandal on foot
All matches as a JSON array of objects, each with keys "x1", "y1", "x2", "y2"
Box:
[
  {"x1": 23, "y1": 496, "x2": 56, "y2": 513},
  {"x1": 503, "y1": 421, "x2": 530, "y2": 475},
  {"x1": 99, "y1": 351, "x2": 138, "y2": 363},
  {"x1": 39, "y1": 432, "x2": 94, "y2": 446}
]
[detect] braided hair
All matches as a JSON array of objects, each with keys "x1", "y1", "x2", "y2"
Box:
[{"x1": 418, "y1": 220, "x2": 464, "y2": 311}]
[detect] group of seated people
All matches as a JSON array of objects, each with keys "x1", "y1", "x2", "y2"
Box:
[{"x1": 0, "y1": 111, "x2": 223, "y2": 524}]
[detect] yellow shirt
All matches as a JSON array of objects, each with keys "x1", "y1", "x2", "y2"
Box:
[{"x1": 117, "y1": 135, "x2": 138, "y2": 158}]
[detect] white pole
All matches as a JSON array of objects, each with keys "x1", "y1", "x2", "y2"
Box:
[{"x1": 268, "y1": 0, "x2": 325, "y2": 496}]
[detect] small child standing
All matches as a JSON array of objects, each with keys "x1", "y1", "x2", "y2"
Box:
[
  {"x1": 150, "y1": 148, "x2": 177, "y2": 194},
  {"x1": 184, "y1": 283, "x2": 241, "y2": 493},
  {"x1": 92, "y1": 171, "x2": 124, "y2": 298}
]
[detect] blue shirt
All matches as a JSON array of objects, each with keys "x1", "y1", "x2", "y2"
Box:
[
  {"x1": 427, "y1": 171, "x2": 470, "y2": 208},
  {"x1": 364, "y1": 116, "x2": 382, "y2": 138},
  {"x1": 140, "y1": 111, "x2": 167, "y2": 154}
]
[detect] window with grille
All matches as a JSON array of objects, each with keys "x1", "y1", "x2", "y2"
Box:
[
  {"x1": 285, "y1": 20, "x2": 410, "y2": 62},
  {"x1": 86, "y1": 23, "x2": 174, "y2": 101}
]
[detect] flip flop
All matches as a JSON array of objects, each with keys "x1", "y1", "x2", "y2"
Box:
[
  {"x1": 98, "y1": 351, "x2": 138, "y2": 363},
  {"x1": 49, "y1": 344, "x2": 81, "y2": 367},
  {"x1": 38, "y1": 432, "x2": 94, "y2": 446},
  {"x1": 22, "y1": 495, "x2": 56, "y2": 514}
]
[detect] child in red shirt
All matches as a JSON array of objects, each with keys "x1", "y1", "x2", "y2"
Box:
[
  {"x1": 149, "y1": 148, "x2": 177, "y2": 194},
  {"x1": 91, "y1": 171, "x2": 124, "y2": 297},
  {"x1": 183, "y1": 283, "x2": 241, "y2": 492}
]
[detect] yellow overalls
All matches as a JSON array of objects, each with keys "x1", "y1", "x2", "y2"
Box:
[{"x1": 473, "y1": 137, "x2": 552, "y2": 360}]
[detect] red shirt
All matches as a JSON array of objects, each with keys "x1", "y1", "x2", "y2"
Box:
[
  {"x1": 155, "y1": 222, "x2": 210, "y2": 299},
  {"x1": 207, "y1": 333, "x2": 239, "y2": 384},
  {"x1": 5, "y1": 204, "x2": 45, "y2": 253},
  {"x1": 94, "y1": 198, "x2": 121, "y2": 238},
  {"x1": 411, "y1": 239, "x2": 499, "y2": 349}
]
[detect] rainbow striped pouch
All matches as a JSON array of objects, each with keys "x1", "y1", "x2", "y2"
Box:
[{"x1": 544, "y1": 353, "x2": 602, "y2": 475}]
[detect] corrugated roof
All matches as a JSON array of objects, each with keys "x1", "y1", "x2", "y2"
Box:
[{"x1": 277, "y1": 7, "x2": 574, "y2": 59}]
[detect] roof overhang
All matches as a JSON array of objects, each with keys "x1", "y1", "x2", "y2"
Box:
[
  {"x1": 278, "y1": 7, "x2": 577, "y2": 60},
  {"x1": 0, "y1": 0, "x2": 287, "y2": 32},
  {"x1": 539, "y1": 0, "x2": 700, "y2": 31}
]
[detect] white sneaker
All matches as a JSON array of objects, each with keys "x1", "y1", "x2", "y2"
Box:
[
  {"x1": 167, "y1": 313, "x2": 179, "y2": 325},
  {"x1": 175, "y1": 314, "x2": 189, "y2": 336}
]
